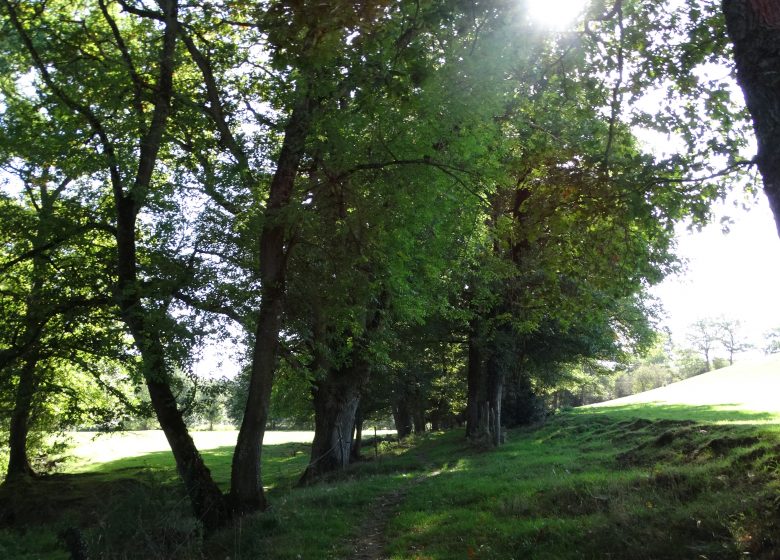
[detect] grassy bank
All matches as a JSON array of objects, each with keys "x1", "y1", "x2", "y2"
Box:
[{"x1": 3, "y1": 376, "x2": 780, "y2": 558}]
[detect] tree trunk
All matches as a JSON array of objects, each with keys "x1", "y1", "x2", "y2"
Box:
[
  {"x1": 5, "y1": 215, "x2": 47, "y2": 484},
  {"x1": 125, "y1": 315, "x2": 228, "y2": 531},
  {"x1": 300, "y1": 372, "x2": 362, "y2": 483},
  {"x1": 118, "y1": 0, "x2": 228, "y2": 532},
  {"x1": 350, "y1": 406, "x2": 364, "y2": 463},
  {"x1": 392, "y1": 400, "x2": 413, "y2": 439},
  {"x1": 5, "y1": 355, "x2": 39, "y2": 482},
  {"x1": 412, "y1": 405, "x2": 426, "y2": 434},
  {"x1": 230, "y1": 95, "x2": 315, "y2": 511},
  {"x1": 299, "y1": 292, "x2": 384, "y2": 483},
  {"x1": 114, "y1": 144, "x2": 228, "y2": 530},
  {"x1": 466, "y1": 324, "x2": 489, "y2": 441},
  {"x1": 723, "y1": 0, "x2": 780, "y2": 234},
  {"x1": 465, "y1": 329, "x2": 480, "y2": 438},
  {"x1": 467, "y1": 324, "x2": 510, "y2": 446},
  {"x1": 485, "y1": 350, "x2": 504, "y2": 447}
]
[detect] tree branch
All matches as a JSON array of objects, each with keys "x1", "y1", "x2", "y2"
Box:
[
  {"x1": 333, "y1": 158, "x2": 490, "y2": 206},
  {"x1": 98, "y1": 0, "x2": 147, "y2": 120},
  {"x1": 173, "y1": 290, "x2": 245, "y2": 326}
]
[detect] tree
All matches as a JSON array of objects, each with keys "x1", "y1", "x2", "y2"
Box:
[
  {"x1": 0, "y1": 78, "x2": 142, "y2": 482},
  {"x1": 289, "y1": 0, "x2": 521, "y2": 478},
  {"x1": 716, "y1": 318, "x2": 752, "y2": 365},
  {"x1": 1, "y1": 0, "x2": 229, "y2": 527},
  {"x1": 456, "y1": 5, "x2": 709, "y2": 446},
  {"x1": 675, "y1": 348, "x2": 710, "y2": 379},
  {"x1": 687, "y1": 319, "x2": 721, "y2": 371}
]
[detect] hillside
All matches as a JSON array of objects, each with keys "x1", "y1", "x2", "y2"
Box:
[{"x1": 590, "y1": 356, "x2": 780, "y2": 420}]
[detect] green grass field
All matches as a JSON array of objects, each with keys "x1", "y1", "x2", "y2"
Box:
[{"x1": 3, "y1": 359, "x2": 780, "y2": 559}]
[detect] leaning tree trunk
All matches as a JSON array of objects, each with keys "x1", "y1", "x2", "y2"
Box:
[
  {"x1": 121, "y1": 299, "x2": 228, "y2": 531},
  {"x1": 723, "y1": 0, "x2": 780, "y2": 234},
  {"x1": 111, "y1": 3, "x2": 229, "y2": 522},
  {"x1": 230, "y1": 95, "x2": 315, "y2": 511}
]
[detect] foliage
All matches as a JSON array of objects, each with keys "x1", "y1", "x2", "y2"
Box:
[{"x1": 674, "y1": 348, "x2": 711, "y2": 379}]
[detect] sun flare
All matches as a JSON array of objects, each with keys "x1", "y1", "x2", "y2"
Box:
[{"x1": 526, "y1": 0, "x2": 588, "y2": 30}]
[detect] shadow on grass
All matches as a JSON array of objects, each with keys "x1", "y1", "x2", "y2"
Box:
[{"x1": 574, "y1": 402, "x2": 778, "y2": 424}]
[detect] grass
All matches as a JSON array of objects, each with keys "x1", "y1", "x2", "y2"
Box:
[
  {"x1": 3, "y1": 361, "x2": 780, "y2": 559},
  {"x1": 384, "y1": 408, "x2": 780, "y2": 559}
]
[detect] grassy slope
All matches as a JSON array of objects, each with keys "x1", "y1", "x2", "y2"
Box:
[
  {"x1": 3, "y1": 360, "x2": 780, "y2": 559},
  {"x1": 589, "y1": 356, "x2": 780, "y2": 419}
]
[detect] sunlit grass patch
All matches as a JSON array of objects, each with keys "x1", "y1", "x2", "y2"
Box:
[{"x1": 4, "y1": 396, "x2": 780, "y2": 559}]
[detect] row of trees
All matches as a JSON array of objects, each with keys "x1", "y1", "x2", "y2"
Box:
[
  {"x1": 1, "y1": 0, "x2": 777, "y2": 533},
  {"x1": 685, "y1": 318, "x2": 780, "y2": 368}
]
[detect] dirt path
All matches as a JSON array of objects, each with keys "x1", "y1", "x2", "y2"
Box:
[{"x1": 349, "y1": 467, "x2": 442, "y2": 560}]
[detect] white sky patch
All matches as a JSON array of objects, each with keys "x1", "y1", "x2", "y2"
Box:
[
  {"x1": 0, "y1": 169, "x2": 24, "y2": 198},
  {"x1": 651, "y1": 192, "x2": 780, "y2": 354},
  {"x1": 525, "y1": 0, "x2": 588, "y2": 30},
  {"x1": 192, "y1": 323, "x2": 245, "y2": 380}
]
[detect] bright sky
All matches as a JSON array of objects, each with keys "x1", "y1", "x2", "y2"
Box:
[
  {"x1": 650, "y1": 191, "x2": 780, "y2": 350},
  {"x1": 526, "y1": 0, "x2": 587, "y2": 29}
]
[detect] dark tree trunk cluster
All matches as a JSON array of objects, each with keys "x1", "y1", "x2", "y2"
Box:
[
  {"x1": 465, "y1": 336, "x2": 507, "y2": 447},
  {"x1": 392, "y1": 382, "x2": 429, "y2": 439}
]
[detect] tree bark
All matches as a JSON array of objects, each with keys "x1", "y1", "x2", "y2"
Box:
[
  {"x1": 350, "y1": 405, "x2": 364, "y2": 463},
  {"x1": 465, "y1": 322, "x2": 488, "y2": 441},
  {"x1": 299, "y1": 372, "x2": 362, "y2": 483},
  {"x1": 5, "y1": 355, "x2": 39, "y2": 481},
  {"x1": 230, "y1": 95, "x2": 315, "y2": 511},
  {"x1": 485, "y1": 349, "x2": 505, "y2": 447},
  {"x1": 723, "y1": 0, "x2": 780, "y2": 234},
  {"x1": 392, "y1": 399, "x2": 413, "y2": 439}
]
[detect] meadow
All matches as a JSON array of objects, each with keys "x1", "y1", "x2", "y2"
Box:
[{"x1": 2, "y1": 361, "x2": 780, "y2": 559}]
